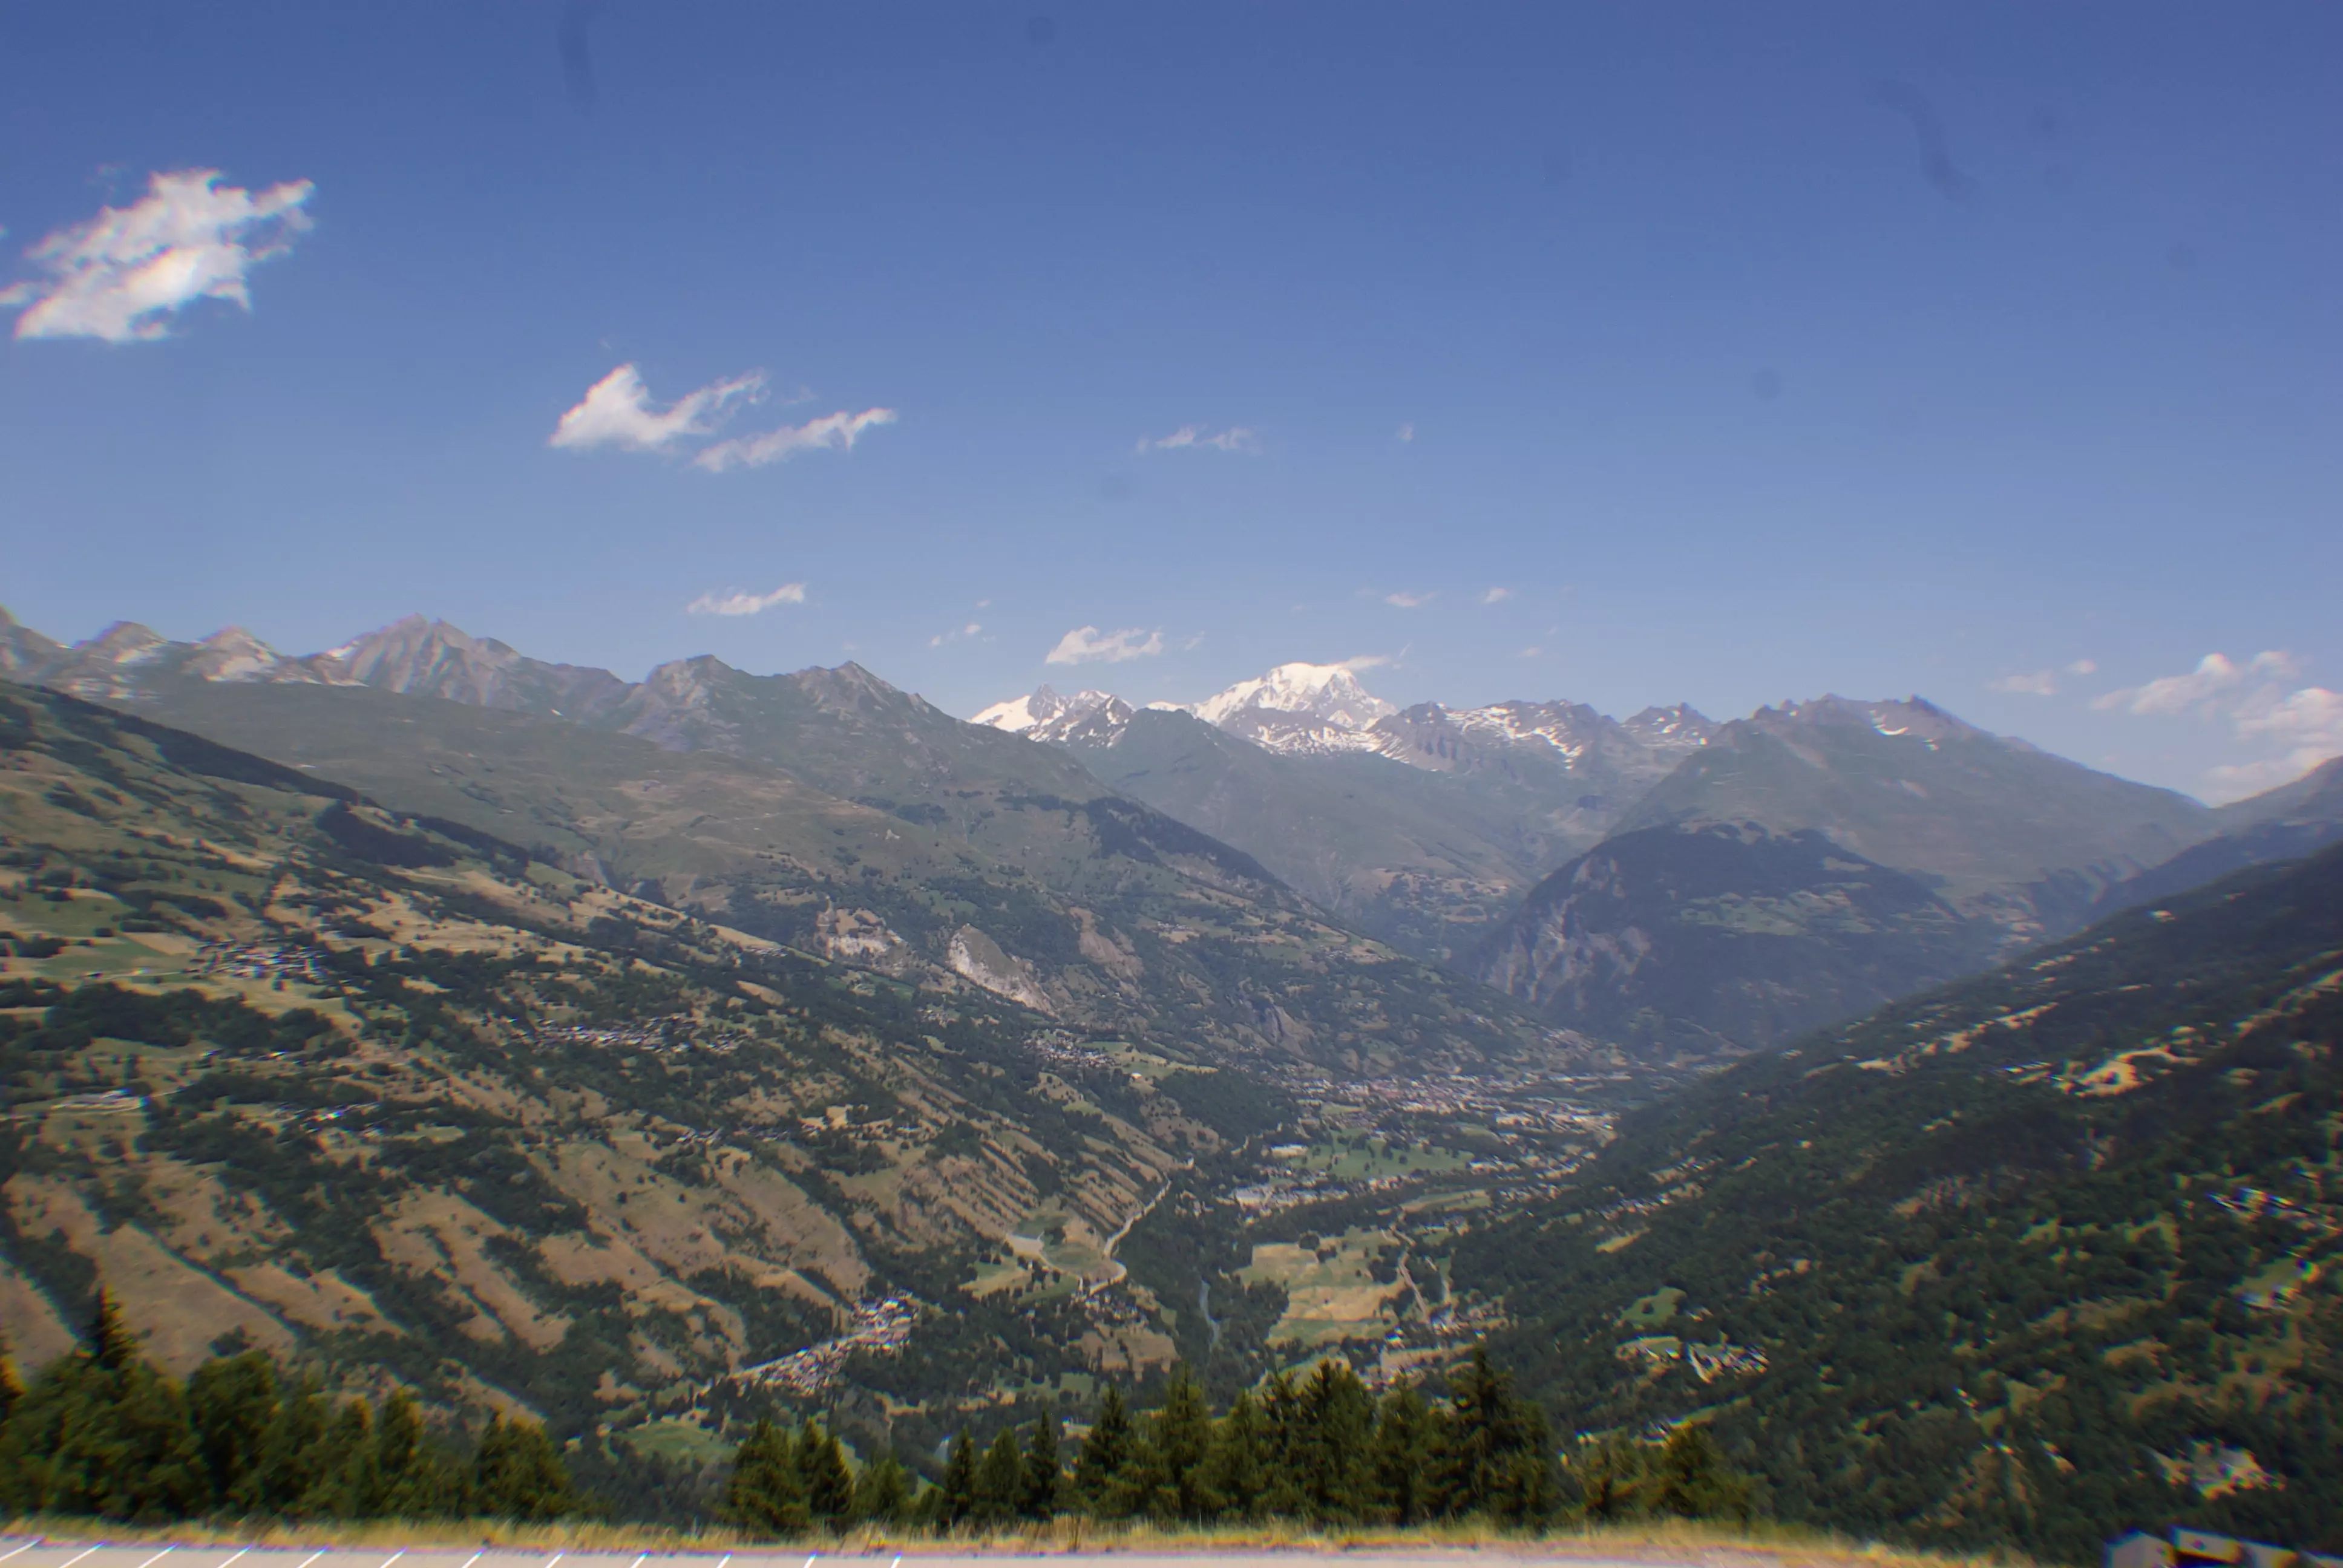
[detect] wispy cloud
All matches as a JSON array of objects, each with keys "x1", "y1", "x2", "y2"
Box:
[
  {"x1": 687, "y1": 583, "x2": 806, "y2": 616},
  {"x1": 2094, "y1": 650, "x2": 2341, "y2": 800},
  {"x1": 1481, "y1": 587, "x2": 1513, "y2": 604},
  {"x1": 2065, "y1": 658, "x2": 2098, "y2": 676},
  {"x1": 2, "y1": 169, "x2": 314, "y2": 342},
  {"x1": 1046, "y1": 626, "x2": 1164, "y2": 665},
  {"x1": 1988, "y1": 670, "x2": 2059, "y2": 697},
  {"x1": 1395, "y1": 423, "x2": 1415, "y2": 443},
  {"x1": 2091, "y1": 651, "x2": 2295, "y2": 716},
  {"x1": 551, "y1": 365, "x2": 896, "y2": 472},
  {"x1": 1135, "y1": 425, "x2": 1260, "y2": 456},
  {"x1": 695, "y1": 406, "x2": 897, "y2": 472},
  {"x1": 1383, "y1": 590, "x2": 1434, "y2": 609},
  {"x1": 929, "y1": 622, "x2": 983, "y2": 647},
  {"x1": 552, "y1": 365, "x2": 764, "y2": 453}
]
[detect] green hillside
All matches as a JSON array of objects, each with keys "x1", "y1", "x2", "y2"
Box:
[
  {"x1": 110, "y1": 670, "x2": 1561, "y2": 1080},
  {"x1": 1449, "y1": 844, "x2": 2343, "y2": 1561},
  {"x1": 0, "y1": 680, "x2": 1270, "y2": 1458}
]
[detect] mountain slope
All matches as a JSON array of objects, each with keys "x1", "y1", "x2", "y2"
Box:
[
  {"x1": 975, "y1": 663, "x2": 1715, "y2": 961},
  {"x1": 7, "y1": 613, "x2": 1562, "y2": 1080},
  {"x1": 1450, "y1": 843, "x2": 2343, "y2": 1561},
  {"x1": 1061, "y1": 707, "x2": 1570, "y2": 961},
  {"x1": 1612, "y1": 696, "x2": 2214, "y2": 932},
  {"x1": 0, "y1": 679, "x2": 1240, "y2": 1450},
  {"x1": 2099, "y1": 756, "x2": 2343, "y2": 915},
  {"x1": 1473, "y1": 823, "x2": 2004, "y2": 1062}
]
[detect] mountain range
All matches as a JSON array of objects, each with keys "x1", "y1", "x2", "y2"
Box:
[
  {"x1": 0, "y1": 609, "x2": 1567, "y2": 1080},
  {"x1": 977, "y1": 660, "x2": 2336, "y2": 1059},
  {"x1": 6, "y1": 601, "x2": 2343, "y2": 1542},
  {"x1": 10, "y1": 603, "x2": 2342, "y2": 1065}
]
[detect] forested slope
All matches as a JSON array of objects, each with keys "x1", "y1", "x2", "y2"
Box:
[
  {"x1": 1453, "y1": 844, "x2": 2343, "y2": 1562},
  {"x1": 0, "y1": 681, "x2": 1263, "y2": 1459}
]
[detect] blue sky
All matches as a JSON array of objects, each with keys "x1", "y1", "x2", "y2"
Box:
[{"x1": 1, "y1": 3, "x2": 2337, "y2": 800}]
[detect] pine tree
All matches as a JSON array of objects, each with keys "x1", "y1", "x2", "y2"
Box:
[
  {"x1": 1294, "y1": 1359, "x2": 1373, "y2": 1522},
  {"x1": 254, "y1": 1374, "x2": 332, "y2": 1515},
  {"x1": 1203, "y1": 1387, "x2": 1268, "y2": 1521},
  {"x1": 188, "y1": 1350, "x2": 285, "y2": 1513},
  {"x1": 1569, "y1": 1435, "x2": 1648, "y2": 1523},
  {"x1": 471, "y1": 1413, "x2": 579, "y2": 1521},
  {"x1": 973, "y1": 1427, "x2": 1026, "y2": 1525},
  {"x1": 304, "y1": 1399, "x2": 379, "y2": 1518},
  {"x1": 1369, "y1": 1380, "x2": 1437, "y2": 1524},
  {"x1": 374, "y1": 1388, "x2": 445, "y2": 1517},
  {"x1": 1019, "y1": 1413, "x2": 1063, "y2": 1519},
  {"x1": 851, "y1": 1451, "x2": 913, "y2": 1523},
  {"x1": 88, "y1": 1285, "x2": 139, "y2": 1371},
  {"x1": 939, "y1": 1426, "x2": 978, "y2": 1527},
  {"x1": 1257, "y1": 1368, "x2": 1305, "y2": 1517},
  {"x1": 1141, "y1": 1365, "x2": 1215, "y2": 1521},
  {"x1": 1074, "y1": 1386, "x2": 1133, "y2": 1515},
  {"x1": 1650, "y1": 1424, "x2": 1755, "y2": 1523},
  {"x1": 1441, "y1": 1344, "x2": 1529, "y2": 1518},
  {"x1": 720, "y1": 1417, "x2": 810, "y2": 1535},
  {"x1": 798, "y1": 1420, "x2": 854, "y2": 1532}
]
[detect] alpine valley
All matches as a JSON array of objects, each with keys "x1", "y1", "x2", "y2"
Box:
[{"x1": 4, "y1": 604, "x2": 2341, "y2": 1546}]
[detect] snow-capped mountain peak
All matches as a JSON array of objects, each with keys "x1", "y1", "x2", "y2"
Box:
[
  {"x1": 972, "y1": 685, "x2": 1132, "y2": 743},
  {"x1": 1190, "y1": 661, "x2": 1397, "y2": 732}
]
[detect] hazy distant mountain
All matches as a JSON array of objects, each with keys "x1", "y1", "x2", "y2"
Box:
[
  {"x1": 3, "y1": 607, "x2": 1561, "y2": 1079},
  {"x1": 1610, "y1": 695, "x2": 2213, "y2": 934},
  {"x1": 1472, "y1": 694, "x2": 2227, "y2": 1055},
  {"x1": 1474, "y1": 822, "x2": 2001, "y2": 1060},
  {"x1": 2094, "y1": 754, "x2": 2343, "y2": 914},
  {"x1": 0, "y1": 605, "x2": 64, "y2": 678},
  {"x1": 976, "y1": 661, "x2": 1720, "y2": 958}
]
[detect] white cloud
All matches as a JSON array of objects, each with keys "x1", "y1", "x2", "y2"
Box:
[
  {"x1": 2065, "y1": 658, "x2": 2098, "y2": 676},
  {"x1": 2092, "y1": 650, "x2": 2341, "y2": 800},
  {"x1": 2091, "y1": 651, "x2": 2294, "y2": 716},
  {"x1": 1383, "y1": 590, "x2": 1434, "y2": 609},
  {"x1": 4, "y1": 169, "x2": 314, "y2": 342},
  {"x1": 1340, "y1": 654, "x2": 1393, "y2": 673},
  {"x1": 552, "y1": 364, "x2": 764, "y2": 453},
  {"x1": 1045, "y1": 626, "x2": 1165, "y2": 665},
  {"x1": 1396, "y1": 423, "x2": 1415, "y2": 443},
  {"x1": 686, "y1": 583, "x2": 806, "y2": 616},
  {"x1": 1988, "y1": 670, "x2": 2059, "y2": 697},
  {"x1": 1518, "y1": 646, "x2": 1543, "y2": 658},
  {"x1": 1135, "y1": 425, "x2": 1260, "y2": 456},
  {"x1": 694, "y1": 406, "x2": 897, "y2": 472},
  {"x1": 929, "y1": 622, "x2": 984, "y2": 647},
  {"x1": 1481, "y1": 587, "x2": 1513, "y2": 604}
]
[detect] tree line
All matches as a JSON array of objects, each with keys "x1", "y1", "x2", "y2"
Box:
[
  {"x1": 723, "y1": 1349, "x2": 1755, "y2": 1534},
  {"x1": 0, "y1": 1294, "x2": 580, "y2": 1523},
  {"x1": 3, "y1": 1293, "x2": 1752, "y2": 1533}
]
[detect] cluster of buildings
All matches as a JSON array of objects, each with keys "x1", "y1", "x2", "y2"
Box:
[
  {"x1": 729, "y1": 1296, "x2": 916, "y2": 1398},
  {"x1": 1610, "y1": 1334, "x2": 1769, "y2": 1384},
  {"x1": 532, "y1": 1016, "x2": 747, "y2": 1055},
  {"x1": 197, "y1": 940, "x2": 327, "y2": 984},
  {"x1": 2207, "y1": 1184, "x2": 2332, "y2": 1234}
]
